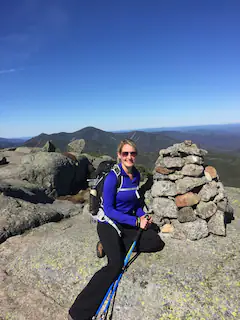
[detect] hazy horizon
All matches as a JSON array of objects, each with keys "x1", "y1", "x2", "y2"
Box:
[{"x1": 1, "y1": 122, "x2": 240, "y2": 139}]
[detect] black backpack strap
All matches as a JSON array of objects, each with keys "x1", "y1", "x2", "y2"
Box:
[
  {"x1": 111, "y1": 164, "x2": 122, "y2": 192},
  {"x1": 111, "y1": 164, "x2": 121, "y2": 176}
]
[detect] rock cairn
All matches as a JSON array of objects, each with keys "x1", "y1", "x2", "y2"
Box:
[{"x1": 145, "y1": 141, "x2": 234, "y2": 240}]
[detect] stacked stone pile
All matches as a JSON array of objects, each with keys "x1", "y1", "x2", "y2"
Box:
[{"x1": 145, "y1": 140, "x2": 234, "y2": 240}]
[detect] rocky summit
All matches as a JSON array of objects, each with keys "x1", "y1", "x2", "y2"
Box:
[{"x1": 0, "y1": 140, "x2": 240, "y2": 320}]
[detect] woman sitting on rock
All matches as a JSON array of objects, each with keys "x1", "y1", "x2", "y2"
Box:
[{"x1": 68, "y1": 139, "x2": 165, "y2": 320}]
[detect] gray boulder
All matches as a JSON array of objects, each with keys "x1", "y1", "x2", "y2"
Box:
[
  {"x1": 92, "y1": 155, "x2": 114, "y2": 170},
  {"x1": 15, "y1": 146, "x2": 42, "y2": 153},
  {"x1": 0, "y1": 190, "x2": 83, "y2": 243},
  {"x1": 42, "y1": 141, "x2": 56, "y2": 152},
  {"x1": 68, "y1": 139, "x2": 85, "y2": 154},
  {"x1": 20, "y1": 152, "x2": 89, "y2": 196},
  {"x1": 20, "y1": 153, "x2": 75, "y2": 196}
]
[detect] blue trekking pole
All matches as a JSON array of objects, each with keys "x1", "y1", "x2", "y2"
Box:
[{"x1": 92, "y1": 214, "x2": 150, "y2": 320}]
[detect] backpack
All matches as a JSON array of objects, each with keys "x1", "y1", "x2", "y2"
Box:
[{"x1": 89, "y1": 161, "x2": 122, "y2": 218}]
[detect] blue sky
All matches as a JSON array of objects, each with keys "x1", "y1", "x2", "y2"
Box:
[{"x1": 0, "y1": 0, "x2": 240, "y2": 138}]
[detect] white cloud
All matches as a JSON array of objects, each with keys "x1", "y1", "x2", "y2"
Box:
[
  {"x1": 0, "y1": 68, "x2": 16, "y2": 74},
  {"x1": 0, "y1": 67, "x2": 24, "y2": 75}
]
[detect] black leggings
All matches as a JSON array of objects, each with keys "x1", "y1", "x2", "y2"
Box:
[{"x1": 69, "y1": 222, "x2": 165, "y2": 320}]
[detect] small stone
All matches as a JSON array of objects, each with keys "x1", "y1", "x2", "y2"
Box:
[
  {"x1": 152, "y1": 197, "x2": 178, "y2": 219},
  {"x1": 213, "y1": 191, "x2": 225, "y2": 203},
  {"x1": 159, "y1": 218, "x2": 170, "y2": 227},
  {"x1": 155, "y1": 166, "x2": 174, "y2": 175},
  {"x1": 204, "y1": 166, "x2": 217, "y2": 179},
  {"x1": 159, "y1": 146, "x2": 180, "y2": 157},
  {"x1": 0, "y1": 157, "x2": 8, "y2": 165},
  {"x1": 168, "y1": 172, "x2": 184, "y2": 181},
  {"x1": 208, "y1": 210, "x2": 226, "y2": 236},
  {"x1": 204, "y1": 171, "x2": 212, "y2": 181},
  {"x1": 175, "y1": 192, "x2": 200, "y2": 208},
  {"x1": 198, "y1": 181, "x2": 218, "y2": 202},
  {"x1": 42, "y1": 141, "x2": 56, "y2": 152},
  {"x1": 185, "y1": 155, "x2": 204, "y2": 165},
  {"x1": 184, "y1": 140, "x2": 192, "y2": 146},
  {"x1": 225, "y1": 200, "x2": 234, "y2": 214},
  {"x1": 196, "y1": 201, "x2": 217, "y2": 219},
  {"x1": 176, "y1": 177, "x2": 207, "y2": 194},
  {"x1": 178, "y1": 207, "x2": 197, "y2": 222},
  {"x1": 161, "y1": 224, "x2": 174, "y2": 233},
  {"x1": 171, "y1": 220, "x2": 187, "y2": 240},
  {"x1": 172, "y1": 218, "x2": 208, "y2": 240},
  {"x1": 171, "y1": 229, "x2": 187, "y2": 240},
  {"x1": 161, "y1": 157, "x2": 185, "y2": 169},
  {"x1": 181, "y1": 164, "x2": 204, "y2": 177},
  {"x1": 177, "y1": 143, "x2": 208, "y2": 156},
  {"x1": 217, "y1": 198, "x2": 227, "y2": 212},
  {"x1": 182, "y1": 218, "x2": 209, "y2": 240},
  {"x1": 217, "y1": 182, "x2": 225, "y2": 193},
  {"x1": 153, "y1": 173, "x2": 170, "y2": 181},
  {"x1": 151, "y1": 181, "x2": 178, "y2": 197}
]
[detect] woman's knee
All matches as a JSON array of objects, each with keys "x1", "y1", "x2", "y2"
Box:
[
  {"x1": 140, "y1": 230, "x2": 165, "y2": 252},
  {"x1": 155, "y1": 235, "x2": 165, "y2": 251}
]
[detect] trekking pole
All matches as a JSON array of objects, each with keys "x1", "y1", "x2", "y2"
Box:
[{"x1": 92, "y1": 214, "x2": 150, "y2": 320}]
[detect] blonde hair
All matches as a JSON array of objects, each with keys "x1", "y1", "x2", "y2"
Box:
[{"x1": 117, "y1": 139, "x2": 138, "y2": 154}]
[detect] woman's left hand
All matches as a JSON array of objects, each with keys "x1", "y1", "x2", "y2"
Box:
[{"x1": 144, "y1": 214, "x2": 153, "y2": 228}]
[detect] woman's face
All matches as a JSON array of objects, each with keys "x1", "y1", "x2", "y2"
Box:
[{"x1": 118, "y1": 143, "x2": 137, "y2": 169}]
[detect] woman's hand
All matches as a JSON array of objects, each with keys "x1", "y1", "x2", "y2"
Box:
[{"x1": 140, "y1": 215, "x2": 153, "y2": 230}]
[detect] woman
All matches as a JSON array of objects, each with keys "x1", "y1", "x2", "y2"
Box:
[{"x1": 68, "y1": 139, "x2": 164, "y2": 320}]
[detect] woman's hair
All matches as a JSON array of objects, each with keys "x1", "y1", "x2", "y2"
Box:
[{"x1": 117, "y1": 139, "x2": 138, "y2": 154}]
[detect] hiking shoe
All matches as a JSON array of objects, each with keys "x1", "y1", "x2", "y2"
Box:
[{"x1": 96, "y1": 241, "x2": 105, "y2": 258}]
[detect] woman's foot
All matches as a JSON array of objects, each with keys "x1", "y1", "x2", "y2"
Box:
[{"x1": 96, "y1": 241, "x2": 105, "y2": 258}]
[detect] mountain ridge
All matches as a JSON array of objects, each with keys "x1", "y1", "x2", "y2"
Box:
[{"x1": 1, "y1": 126, "x2": 240, "y2": 187}]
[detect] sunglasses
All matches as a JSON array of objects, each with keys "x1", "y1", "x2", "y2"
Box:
[{"x1": 121, "y1": 151, "x2": 137, "y2": 157}]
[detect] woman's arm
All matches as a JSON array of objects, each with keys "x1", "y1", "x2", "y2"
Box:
[{"x1": 103, "y1": 171, "x2": 137, "y2": 226}]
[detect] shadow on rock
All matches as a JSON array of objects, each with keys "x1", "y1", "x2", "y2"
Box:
[
  {"x1": 3, "y1": 188, "x2": 54, "y2": 204},
  {"x1": 0, "y1": 157, "x2": 9, "y2": 165},
  {"x1": 0, "y1": 211, "x2": 64, "y2": 244}
]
